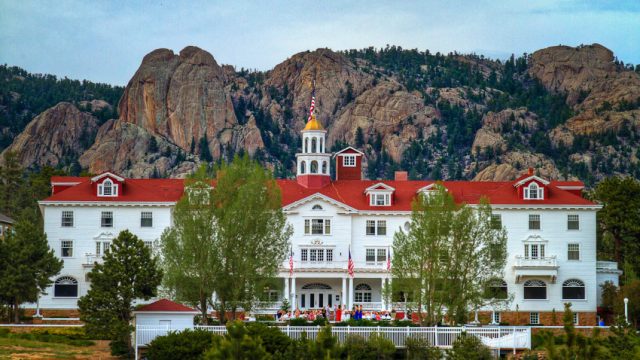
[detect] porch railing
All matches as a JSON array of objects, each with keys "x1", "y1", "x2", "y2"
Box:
[
  {"x1": 353, "y1": 302, "x2": 384, "y2": 310},
  {"x1": 514, "y1": 255, "x2": 558, "y2": 268},
  {"x1": 136, "y1": 324, "x2": 531, "y2": 350}
]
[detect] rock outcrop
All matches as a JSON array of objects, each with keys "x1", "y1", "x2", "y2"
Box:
[
  {"x1": 118, "y1": 46, "x2": 259, "y2": 159},
  {"x1": 1, "y1": 102, "x2": 99, "y2": 168},
  {"x1": 473, "y1": 151, "x2": 563, "y2": 181}
]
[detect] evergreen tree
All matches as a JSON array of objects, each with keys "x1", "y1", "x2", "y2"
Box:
[
  {"x1": 0, "y1": 209, "x2": 62, "y2": 323},
  {"x1": 355, "y1": 127, "x2": 365, "y2": 147},
  {"x1": 199, "y1": 134, "x2": 213, "y2": 162},
  {"x1": 78, "y1": 230, "x2": 163, "y2": 356},
  {"x1": 0, "y1": 151, "x2": 28, "y2": 217}
]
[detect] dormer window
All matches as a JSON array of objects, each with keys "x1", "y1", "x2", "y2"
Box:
[
  {"x1": 343, "y1": 155, "x2": 356, "y2": 167},
  {"x1": 524, "y1": 182, "x2": 544, "y2": 200},
  {"x1": 370, "y1": 193, "x2": 391, "y2": 206},
  {"x1": 98, "y1": 179, "x2": 118, "y2": 197}
]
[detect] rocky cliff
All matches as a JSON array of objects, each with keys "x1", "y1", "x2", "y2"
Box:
[{"x1": 3, "y1": 43, "x2": 639, "y2": 184}]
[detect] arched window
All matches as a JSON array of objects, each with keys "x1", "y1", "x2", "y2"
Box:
[
  {"x1": 524, "y1": 182, "x2": 543, "y2": 200},
  {"x1": 54, "y1": 276, "x2": 78, "y2": 297},
  {"x1": 319, "y1": 138, "x2": 324, "y2": 153},
  {"x1": 486, "y1": 279, "x2": 508, "y2": 299},
  {"x1": 523, "y1": 279, "x2": 547, "y2": 300},
  {"x1": 322, "y1": 161, "x2": 328, "y2": 174},
  {"x1": 302, "y1": 283, "x2": 332, "y2": 290},
  {"x1": 562, "y1": 279, "x2": 585, "y2": 300},
  {"x1": 98, "y1": 179, "x2": 118, "y2": 196},
  {"x1": 310, "y1": 161, "x2": 318, "y2": 173},
  {"x1": 311, "y1": 137, "x2": 317, "y2": 153},
  {"x1": 355, "y1": 283, "x2": 372, "y2": 303},
  {"x1": 304, "y1": 137, "x2": 309, "y2": 153},
  {"x1": 312, "y1": 205, "x2": 323, "y2": 210},
  {"x1": 300, "y1": 161, "x2": 306, "y2": 174}
]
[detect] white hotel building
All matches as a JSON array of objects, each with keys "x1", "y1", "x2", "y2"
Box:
[{"x1": 34, "y1": 114, "x2": 620, "y2": 325}]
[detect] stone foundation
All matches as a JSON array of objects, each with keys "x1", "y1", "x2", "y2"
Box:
[{"x1": 23, "y1": 308, "x2": 80, "y2": 318}]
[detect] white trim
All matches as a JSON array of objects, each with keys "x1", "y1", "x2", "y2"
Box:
[
  {"x1": 514, "y1": 175, "x2": 550, "y2": 187},
  {"x1": 283, "y1": 193, "x2": 358, "y2": 213},
  {"x1": 365, "y1": 182, "x2": 396, "y2": 193},
  {"x1": 133, "y1": 310, "x2": 199, "y2": 315},
  {"x1": 52, "y1": 182, "x2": 83, "y2": 186},
  {"x1": 557, "y1": 185, "x2": 584, "y2": 191},
  {"x1": 333, "y1": 146, "x2": 364, "y2": 157},
  {"x1": 342, "y1": 155, "x2": 357, "y2": 167},
  {"x1": 91, "y1": 172, "x2": 125, "y2": 183},
  {"x1": 39, "y1": 201, "x2": 176, "y2": 207}
]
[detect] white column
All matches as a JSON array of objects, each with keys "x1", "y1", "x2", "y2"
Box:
[
  {"x1": 381, "y1": 278, "x2": 386, "y2": 311},
  {"x1": 284, "y1": 278, "x2": 289, "y2": 306},
  {"x1": 348, "y1": 276, "x2": 354, "y2": 310},
  {"x1": 341, "y1": 277, "x2": 347, "y2": 307},
  {"x1": 387, "y1": 277, "x2": 392, "y2": 311},
  {"x1": 291, "y1": 277, "x2": 297, "y2": 310}
]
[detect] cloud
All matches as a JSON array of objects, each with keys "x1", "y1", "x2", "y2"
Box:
[{"x1": 0, "y1": 0, "x2": 638, "y2": 85}]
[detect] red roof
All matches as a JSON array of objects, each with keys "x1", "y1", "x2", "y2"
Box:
[
  {"x1": 136, "y1": 299, "x2": 196, "y2": 312},
  {"x1": 42, "y1": 174, "x2": 596, "y2": 208}
]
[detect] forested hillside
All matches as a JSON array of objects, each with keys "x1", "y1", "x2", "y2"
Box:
[{"x1": 1, "y1": 44, "x2": 639, "y2": 185}]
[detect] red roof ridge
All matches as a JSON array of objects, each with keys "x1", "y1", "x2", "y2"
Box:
[{"x1": 135, "y1": 299, "x2": 197, "y2": 312}]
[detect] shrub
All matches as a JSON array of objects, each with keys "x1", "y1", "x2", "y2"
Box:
[
  {"x1": 405, "y1": 337, "x2": 442, "y2": 359},
  {"x1": 288, "y1": 318, "x2": 309, "y2": 326},
  {"x1": 340, "y1": 335, "x2": 369, "y2": 359},
  {"x1": 204, "y1": 321, "x2": 269, "y2": 360},
  {"x1": 246, "y1": 322, "x2": 291, "y2": 355},
  {"x1": 447, "y1": 333, "x2": 493, "y2": 360},
  {"x1": 146, "y1": 329, "x2": 217, "y2": 360},
  {"x1": 366, "y1": 333, "x2": 396, "y2": 359},
  {"x1": 1, "y1": 328, "x2": 94, "y2": 347},
  {"x1": 0, "y1": 328, "x2": 10, "y2": 337},
  {"x1": 311, "y1": 317, "x2": 328, "y2": 326}
]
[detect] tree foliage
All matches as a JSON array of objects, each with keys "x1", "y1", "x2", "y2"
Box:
[
  {"x1": 78, "y1": 230, "x2": 163, "y2": 356},
  {"x1": 392, "y1": 184, "x2": 507, "y2": 325},
  {"x1": 590, "y1": 176, "x2": 640, "y2": 277},
  {"x1": 0, "y1": 208, "x2": 62, "y2": 322}
]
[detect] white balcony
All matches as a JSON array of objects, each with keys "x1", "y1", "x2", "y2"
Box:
[
  {"x1": 513, "y1": 256, "x2": 558, "y2": 283},
  {"x1": 282, "y1": 260, "x2": 390, "y2": 273},
  {"x1": 83, "y1": 253, "x2": 104, "y2": 267}
]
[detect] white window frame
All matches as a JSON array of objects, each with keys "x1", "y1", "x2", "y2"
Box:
[
  {"x1": 567, "y1": 214, "x2": 580, "y2": 230},
  {"x1": 491, "y1": 214, "x2": 502, "y2": 230},
  {"x1": 530, "y1": 312, "x2": 540, "y2": 325},
  {"x1": 304, "y1": 218, "x2": 331, "y2": 235},
  {"x1": 492, "y1": 312, "x2": 501, "y2": 324},
  {"x1": 342, "y1": 155, "x2": 356, "y2": 167},
  {"x1": 567, "y1": 243, "x2": 580, "y2": 261},
  {"x1": 61, "y1": 211, "x2": 74, "y2": 227},
  {"x1": 95, "y1": 240, "x2": 111, "y2": 257},
  {"x1": 61, "y1": 240, "x2": 73, "y2": 258},
  {"x1": 369, "y1": 193, "x2": 391, "y2": 206},
  {"x1": 101, "y1": 211, "x2": 113, "y2": 228},
  {"x1": 300, "y1": 248, "x2": 333, "y2": 263},
  {"x1": 524, "y1": 243, "x2": 546, "y2": 259},
  {"x1": 365, "y1": 220, "x2": 387, "y2": 236},
  {"x1": 97, "y1": 179, "x2": 119, "y2": 197},
  {"x1": 365, "y1": 247, "x2": 387, "y2": 265},
  {"x1": 524, "y1": 182, "x2": 544, "y2": 200},
  {"x1": 528, "y1": 214, "x2": 541, "y2": 230},
  {"x1": 141, "y1": 211, "x2": 153, "y2": 227},
  {"x1": 573, "y1": 313, "x2": 579, "y2": 325}
]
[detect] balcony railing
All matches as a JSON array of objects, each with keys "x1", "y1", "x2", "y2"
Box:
[
  {"x1": 282, "y1": 260, "x2": 390, "y2": 272},
  {"x1": 514, "y1": 256, "x2": 558, "y2": 268},
  {"x1": 353, "y1": 302, "x2": 384, "y2": 310},
  {"x1": 83, "y1": 253, "x2": 103, "y2": 267}
]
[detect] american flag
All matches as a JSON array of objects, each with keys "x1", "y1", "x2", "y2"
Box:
[
  {"x1": 348, "y1": 248, "x2": 354, "y2": 278},
  {"x1": 289, "y1": 247, "x2": 294, "y2": 277},
  {"x1": 307, "y1": 89, "x2": 316, "y2": 122},
  {"x1": 386, "y1": 247, "x2": 391, "y2": 271}
]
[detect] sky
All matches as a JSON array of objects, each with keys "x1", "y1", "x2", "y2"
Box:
[{"x1": 1, "y1": 0, "x2": 639, "y2": 86}]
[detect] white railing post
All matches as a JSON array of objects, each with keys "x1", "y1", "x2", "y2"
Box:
[{"x1": 434, "y1": 325, "x2": 438, "y2": 347}]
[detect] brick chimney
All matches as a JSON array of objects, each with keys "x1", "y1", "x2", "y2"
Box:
[
  {"x1": 528, "y1": 167, "x2": 534, "y2": 176},
  {"x1": 394, "y1": 171, "x2": 408, "y2": 181}
]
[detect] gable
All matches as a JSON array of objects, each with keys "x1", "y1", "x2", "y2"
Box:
[{"x1": 282, "y1": 193, "x2": 358, "y2": 213}]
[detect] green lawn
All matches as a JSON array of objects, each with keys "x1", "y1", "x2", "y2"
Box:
[{"x1": 0, "y1": 337, "x2": 108, "y2": 359}]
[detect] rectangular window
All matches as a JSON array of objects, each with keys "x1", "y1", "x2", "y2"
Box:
[
  {"x1": 343, "y1": 155, "x2": 356, "y2": 167},
  {"x1": 377, "y1": 248, "x2": 387, "y2": 262},
  {"x1": 377, "y1": 220, "x2": 386, "y2": 235},
  {"x1": 307, "y1": 219, "x2": 330, "y2": 235},
  {"x1": 493, "y1": 312, "x2": 501, "y2": 324},
  {"x1": 141, "y1": 212, "x2": 153, "y2": 227},
  {"x1": 326, "y1": 249, "x2": 333, "y2": 262},
  {"x1": 530, "y1": 312, "x2": 540, "y2": 325},
  {"x1": 310, "y1": 249, "x2": 317, "y2": 262},
  {"x1": 366, "y1": 220, "x2": 376, "y2": 235},
  {"x1": 301, "y1": 249, "x2": 308, "y2": 262},
  {"x1": 355, "y1": 293, "x2": 363, "y2": 302},
  {"x1": 363, "y1": 293, "x2": 372, "y2": 302},
  {"x1": 101, "y1": 211, "x2": 113, "y2": 228},
  {"x1": 366, "y1": 248, "x2": 376, "y2": 262},
  {"x1": 96, "y1": 241, "x2": 110, "y2": 256},
  {"x1": 317, "y1": 249, "x2": 324, "y2": 262},
  {"x1": 529, "y1": 214, "x2": 540, "y2": 230},
  {"x1": 144, "y1": 241, "x2": 153, "y2": 249},
  {"x1": 567, "y1": 215, "x2": 580, "y2": 230},
  {"x1": 491, "y1": 214, "x2": 502, "y2": 230},
  {"x1": 61, "y1": 211, "x2": 74, "y2": 227},
  {"x1": 573, "y1": 313, "x2": 579, "y2": 325},
  {"x1": 61, "y1": 240, "x2": 73, "y2": 257},
  {"x1": 568, "y1": 243, "x2": 580, "y2": 260}
]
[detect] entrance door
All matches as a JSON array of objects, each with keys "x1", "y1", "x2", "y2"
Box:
[{"x1": 299, "y1": 283, "x2": 335, "y2": 309}]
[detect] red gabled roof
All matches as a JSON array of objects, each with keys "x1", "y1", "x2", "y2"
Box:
[
  {"x1": 136, "y1": 299, "x2": 196, "y2": 312},
  {"x1": 51, "y1": 176, "x2": 86, "y2": 184},
  {"x1": 42, "y1": 174, "x2": 596, "y2": 208},
  {"x1": 42, "y1": 177, "x2": 184, "y2": 203}
]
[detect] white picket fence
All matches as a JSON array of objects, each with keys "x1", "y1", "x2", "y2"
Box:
[{"x1": 136, "y1": 324, "x2": 530, "y2": 351}]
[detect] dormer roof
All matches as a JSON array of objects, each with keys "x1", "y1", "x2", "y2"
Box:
[
  {"x1": 334, "y1": 147, "x2": 364, "y2": 157},
  {"x1": 513, "y1": 174, "x2": 550, "y2": 188},
  {"x1": 365, "y1": 182, "x2": 396, "y2": 193},
  {"x1": 91, "y1": 172, "x2": 125, "y2": 183}
]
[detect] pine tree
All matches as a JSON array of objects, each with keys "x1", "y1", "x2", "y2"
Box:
[
  {"x1": 78, "y1": 230, "x2": 163, "y2": 356},
  {"x1": 199, "y1": 134, "x2": 213, "y2": 162},
  {"x1": 355, "y1": 127, "x2": 365, "y2": 147},
  {"x1": 0, "y1": 209, "x2": 62, "y2": 322}
]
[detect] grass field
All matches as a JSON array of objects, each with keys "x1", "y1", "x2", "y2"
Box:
[{"x1": 0, "y1": 337, "x2": 116, "y2": 359}]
